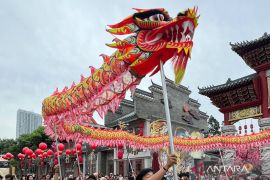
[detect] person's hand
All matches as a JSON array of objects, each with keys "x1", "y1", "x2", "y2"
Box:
[
  {"x1": 164, "y1": 154, "x2": 177, "y2": 170},
  {"x1": 54, "y1": 164, "x2": 60, "y2": 173}
]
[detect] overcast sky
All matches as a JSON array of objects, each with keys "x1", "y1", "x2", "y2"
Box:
[{"x1": 0, "y1": 0, "x2": 269, "y2": 138}]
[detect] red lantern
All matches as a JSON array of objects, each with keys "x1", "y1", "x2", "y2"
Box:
[
  {"x1": 6, "y1": 152, "x2": 13, "y2": 159},
  {"x1": 90, "y1": 144, "x2": 97, "y2": 150},
  {"x1": 18, "y1": 153, "x2": 25, "y2": 160},
  {"x1": 118, "y1": 144, "x2": 123, "y2": 149},
  {"x1": 47, "y1": 149, "x2": 53, "y2": 157},
  {"x1": 26, "y1": 149, "x2": 33, "y2": 157},
  {"x1": 65, "y1": 149, "x2": 71, "y2": 156},
  {"x1": 43, "y1": 152, "x2": 47, "y2": 158},
  {"x1": 58, "y1": 143, "x2": 65, "y2": 151},
  {"x1": 76, "y1": 143, "x2": 82, "y2": 151},
  {"x1": 39, "y1": 142, "x2": 47, "y2": 151},
  {"x1": 108, "y1": 143, "x2": 114, "y2": 148},
  {"x1": 138, "y1": 122, "x2": 144, "y2": 128},
  {"x1": 71, "y1": 149, "x2": 76, "y2": 155},
  {"x1": 31, "y1": 153, "x2": 36, "y2": 159},
  {"x1": 139, "y1": 129, "x2": 144, "y2": 136},
  {"x1": 77, "y1": 151, "x2": 82, "y2": 156},
  {"x1": 22, "y1": 147, "x2": 29, "y2": 154},
  {"x1": 118, "y1": 150, "x2": 123, "y2": 159},
  {"x1": 35, "y1": 149, "x2": 43, "y2": 155}
]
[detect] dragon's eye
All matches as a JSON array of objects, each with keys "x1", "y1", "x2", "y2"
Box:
[{"x1": 148, "y1": 14, "x2": 164, "y2": 21}]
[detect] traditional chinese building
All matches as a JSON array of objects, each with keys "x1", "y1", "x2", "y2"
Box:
[
  {"x1": 199, "y1": 33, "x2": 270, "y2": 125},
  {"x1": 198, "y1": 33, "x2": 270, "y2": 175},
  {"x1": 96, "y1": 78, "x2": 209, "y2": 176}
]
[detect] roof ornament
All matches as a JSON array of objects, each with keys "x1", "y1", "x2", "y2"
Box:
[{"x1": 226, "y1": 78, "x2": 232, "y2": 84}]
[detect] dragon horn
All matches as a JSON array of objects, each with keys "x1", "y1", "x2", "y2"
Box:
[
  {"x1": 89, "y1": 66, "x2": 96, "y2": 75},
  {"x1": 99, "y1": 54, "x2": 110, "y2": 64},
  {"x1": 106, "y1": 40, "x2": 134, "y2": 49},
  {"x1": 106, "y1": 24, "x2": 134, "y2": 35},
  {"x1": 80, "y1": 74, "x2": 85, "y2": 82},
  {"x1": 108, "y1": 15, "x2": 133, "y2": 28}
]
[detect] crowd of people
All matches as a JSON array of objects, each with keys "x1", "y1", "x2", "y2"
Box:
[
  {"x1": 0, "y1": 154, "x2": 269, "y2": 179},
  {"x1": 0, "y1": 154, "x2": 177, "y2": 180}
]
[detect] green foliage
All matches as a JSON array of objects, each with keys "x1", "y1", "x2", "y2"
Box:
[
  {"x1": 16, "y1": 126, "x2": 53, "y2": 151},
  {"x1": 206, "y1": 116, "x2": 221, "y2": 137}
]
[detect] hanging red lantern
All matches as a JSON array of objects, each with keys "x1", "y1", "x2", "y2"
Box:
[
  {"x1": 43, "y1": 152, "x2": 47, "y2": 158},
  {"x1": 54, "y1": 152, "x2": 58, "y2": 158},
  {"x1": 108, "y1": 143, "x2": 114, "y2": 148},
  {"x1": 138, "y1": 122, "x2": 144, "y2": 129},
  {"x1": 6, "y1": 152, "x2": 13, "y2": 159},
  {"x1": 26, "y1": 149, "x2": 33, "y2": 157},
  {"x1": 65, "y1": 149, "x2": 71, "y2": 156},
  {"x1": 71, "y1": 149, "x2": 76, "y2": 155},
  {"x1": 58, "y1": 143, "x2": 65, "y2": 151},
  {"x1": 39, "y1": 142, "x2": 47, "y2": 151},
  {"x1": 35, "y1": 149, "x2": 43, "y2": 155},
  {"x1": 31, "y1": 153, "x2": 36, "y2": 159},
  {"x1": 47, "y1": 149, "x2": 53, "y2": 157},
  {"x1": 118, "y1": 144, "x2": 123, "y2": 149},
  {"x1": 22, "y1": 147, "x2": 29, "y2": 154},
  {"x1": 18, "y1": 153, "x2": 25, "y2": 160},
  {"x1": 90, "y1": 144, "x2": 97, "y2": 150},
  {"x1": 139, "y1": 129, "x2": 144, "y2": 136},
  {"x1": 76, "y1": 143, "x2": 82, "y2": 151},
  {"x1": 118, "y1": 150, "x2": 123, "y2": 159}
]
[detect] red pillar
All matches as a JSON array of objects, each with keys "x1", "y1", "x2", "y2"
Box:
[
  {"x1": 259, "y1": 71, "x2": 269, "y2": 118},
  {"x1": 224, "y1": 112, "x2": 230, "y2": 125}
]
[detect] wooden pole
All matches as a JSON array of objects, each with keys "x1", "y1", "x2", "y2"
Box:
[
  {"x1": 159, "y1": 60, "x2": 178, "y2": 180},
  {"x1": 54, "y1": 125, "x2": 63, "y2": 179}
]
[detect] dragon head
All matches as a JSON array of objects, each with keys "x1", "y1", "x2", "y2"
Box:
[{"x1": 107, "y1": 7, "x2": 199, "y2": 84}]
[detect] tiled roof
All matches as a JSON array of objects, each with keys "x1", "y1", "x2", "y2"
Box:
[
  {"x1": 199, "y1": 73, "x2": 257, "y2": 96},
  {"x1": 230, "y1": 32, "x2": 270, "y2": 56}
]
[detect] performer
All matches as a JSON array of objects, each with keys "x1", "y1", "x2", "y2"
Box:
[{"x1": 136, "y1": 154, "x2": 177, "y2": 180}]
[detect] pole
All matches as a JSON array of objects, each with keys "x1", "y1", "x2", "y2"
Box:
[
  {"x1": 83, "y1": 143, "x2": 86, "y2": 179},
  {"x1": 219, "y1": 131, "x2": 229, "y2": 179},
  {"x1": 159, "y1": 60, "x2": 178, "y2": 180},
  {"x1": 127, "y1": 151, "x2": 134, "y2": 175},
  {"x1": 54, "y1": 125, "x2": 63, "y2": 179},
  {"x1": 76, "y1": 142, "x2": 82, "y2": 179}
]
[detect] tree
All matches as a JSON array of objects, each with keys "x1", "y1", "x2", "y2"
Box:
[
  {"x1": 16, "y1": 126, "x2": 53, "y2": 152},
  {"x1": 0, "y1": 126, "x2": 52, "y2": 159},
  {"x1": 206, "y1": 116, "x2": 221, "y2": 137}
]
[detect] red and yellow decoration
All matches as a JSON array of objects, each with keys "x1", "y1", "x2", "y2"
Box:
[
  {"x1": 42, "y1": 7, "x2": 199, "y2": 137},
  {"x1": 43, "y1": 123, "x2": 270, "y2": 152}
]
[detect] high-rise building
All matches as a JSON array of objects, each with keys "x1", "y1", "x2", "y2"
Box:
[{"x1": 16, "y1": 109, "x2": 42, "y2": 138}]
